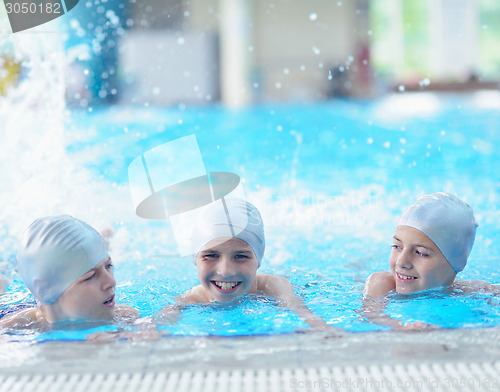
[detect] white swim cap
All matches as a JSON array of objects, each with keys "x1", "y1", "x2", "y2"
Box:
[
  {"x1": 191, "y1": 198, "x2": 265, "y2": 265},
  {"x1": 17, "y1": 215, "x2": 109, "y2": 305},
  {"x1": 398, "y1": 192, "x2": 478, "y2": 272}
]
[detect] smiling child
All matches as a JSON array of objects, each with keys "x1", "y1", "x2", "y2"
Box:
[
  {"x1": 161, "y1": 197, "x2": 332, "y2": 330},
  {"x1": 363, "y1": 192, "x2": 498, "y2": 330},
  {"x1": 0, "y1": 215, "x2": 138, "y2": 329}
]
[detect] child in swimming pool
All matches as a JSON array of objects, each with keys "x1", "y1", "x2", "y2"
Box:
[
  {"x1": 160, "y1": 198, "x2": 332, "y2": 330},
  {"x1": 0, "y1": 215, "x2": 139, "y2": 330},
  {"x1": 363, "y1": 192, "x2": 498, "y2": 330}
]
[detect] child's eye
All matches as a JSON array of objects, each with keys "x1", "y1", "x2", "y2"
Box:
[
  {"x1": 203, "y1": 253, "x2": 218, "y2": 259},
  {"x1": 106, "y1": 263, "x2": 114, "y2": 270},
  {"x1": 391, "y1": 244, "x2": 402, "y2": 251},
  {"x1": 416, "y1": 250, "x2": 429, "y2": 257},
  {"x1": 235, "y1": 254, "x2": 248, "y2": 260},
  {"x1": 83, "y1": 273, "x2": 95, "y2": 282}
]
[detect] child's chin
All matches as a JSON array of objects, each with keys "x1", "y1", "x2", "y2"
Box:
[
  {"x1": 396, "y1": 285, "x2": 419, "y2": 295},
  {"x1": 211, "y1": 290, "x2": 245, "y2": 303},
  {"x1": 90, "y1": 309, "x2": 115, "y2": 321},
  {"x1": 213, "y1": 294, "x2": 240, "y2": 302}
]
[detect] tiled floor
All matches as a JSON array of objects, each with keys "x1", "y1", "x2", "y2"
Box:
[{"x1": 1, "y1": 328, "x2": 500, "y2": 391}]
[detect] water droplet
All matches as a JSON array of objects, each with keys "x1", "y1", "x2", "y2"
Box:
[
  {"x1": 312, "y1": 46, "x2": 320, "y2": 55},
  {"x1": 309, "y1": 12, "x2": 318, "y2": 21},
  {"x1": 398, "y1": 85, "x2": 405, "y2": 92},
  {"x1": 419, "y1": 77, "x2": 430, "y2": 87}
]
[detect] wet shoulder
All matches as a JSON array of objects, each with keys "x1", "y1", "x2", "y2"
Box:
[
  {"x1": 0, "y1": 307, "x2": 39, "y2": 328},
  {"x1": 174, "y1": 285, "x2": 211, "y2": 305},
  {"x1": 363, "y1": 271, "x2": 395, "y2": 298},
  {"x1": 256, "y1": 273, "x2": 293, "y2": 299}
]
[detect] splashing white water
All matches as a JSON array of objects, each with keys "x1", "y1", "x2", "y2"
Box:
[{"x1": 0, "y1": 30, "x2": 133, "y2": 246}]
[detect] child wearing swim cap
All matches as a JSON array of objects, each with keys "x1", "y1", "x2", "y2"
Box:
[
  {"x1": 0, "y1": 215, "x2": 139, "y2": 329},
  {"x1": 363, "y1": 192, "x2": 498, "y2": 330},
  {"x1": 161, "y1": 198, "x2": 332, "y2": 330}
]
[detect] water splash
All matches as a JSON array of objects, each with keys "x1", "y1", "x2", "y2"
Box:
[{"x1": 0, "y1": 32, "x2": 66, "y2": 234}]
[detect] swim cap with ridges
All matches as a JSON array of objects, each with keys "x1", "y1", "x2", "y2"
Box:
[
  {"x1": 191, "y1": 198, "x2": 265, "y2": 266},
  {"x1": 398, "y1": 192, "x2": 477, "y2": 272},
  {"x1": 17, "y1": 215, "x2": 109, "y2": 305}
]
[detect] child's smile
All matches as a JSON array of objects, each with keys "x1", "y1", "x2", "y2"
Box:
[
  {"x1": 395, "y1": 272, "x2": 417, "y2": 282},
  {"x1": 212, "y1": 280, "x2": 242, "y2": 292},
  {"x1": 196, "y1": 237, "x2": 259, "y2": 302}
]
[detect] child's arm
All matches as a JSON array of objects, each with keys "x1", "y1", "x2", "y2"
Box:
[
  {"x1": 362, "y1": 272, "x2": 437, "y2": 331},
  {"x1": 257, "y1": 274, "x2": 336, "y2": 331},
  {"x1": 454, "y1": 279, "x2": 500, "y2": 295},
  {"x1": 362, "y1": 296, "x2": 439, "y2": 331},
  {"x1": 0, "y1": 307, "x2": 41, "y2": 329}
]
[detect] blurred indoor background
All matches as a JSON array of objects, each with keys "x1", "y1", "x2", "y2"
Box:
[{"x1": 1, "y1": 0, "x2": 500, "y2": 108}]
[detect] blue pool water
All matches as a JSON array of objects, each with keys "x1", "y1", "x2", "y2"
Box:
[{"x1": 1, "y1": 92, "x2": 499, "y2": 341}]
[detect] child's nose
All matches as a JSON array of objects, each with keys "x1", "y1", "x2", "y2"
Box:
[
  {"x1": 102, "y1": 269, "x2": 116, "y2": 290},
  {"x1": 396, "y1": 250, "x2": 413, "y2": 269},
  {"x1": 217, "y1": 256, "x2": 235, "y2": 277}
]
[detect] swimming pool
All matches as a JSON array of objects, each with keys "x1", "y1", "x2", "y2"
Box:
[
  {"x1": 79, "y1": 93, "x2": 499, "y2": 332},
  {"x1": 1, "y1": 92, "x2": 499, "y2": 386}
]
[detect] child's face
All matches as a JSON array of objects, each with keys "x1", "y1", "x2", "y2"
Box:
[
  {"x1": 196, "y1": 237, "x2": 259, "y2": 302},
  {"x1": 49, "y1": 257, "x2": 116, "y2": 322},
  {"x1": 389, "y1": 226, "x2": 456, "y2": 294}
]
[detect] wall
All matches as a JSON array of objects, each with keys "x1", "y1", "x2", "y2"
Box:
[{"x1": 122, "y1": 0, "x2": 364, "y2": 105}]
